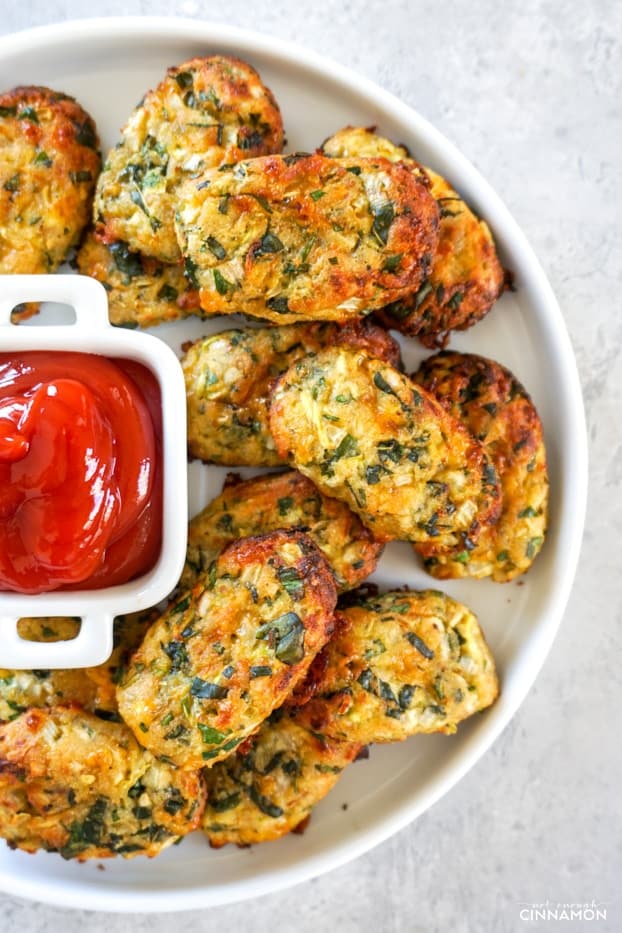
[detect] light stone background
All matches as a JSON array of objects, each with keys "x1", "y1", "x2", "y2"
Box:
[{"x1": 0, "y1": 1, "x2": 619, "y2": 930}]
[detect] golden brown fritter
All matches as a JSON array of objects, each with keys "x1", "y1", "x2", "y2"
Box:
[
  {"x1": 182, "y1": 470, "x2": 384, "y2": 594},
  {"x1": 293, "y1": 591, "x2": 499, "y2": 744},
  {"x1": 321, "y1": 126, "x2": 504, "y2": 346},
  {"x1": 269, "y1": 346, "x2": 501, "y2": 546},
  {"x1": 94, "y1": 56, "x2": 284, "y2": 263},
  {"x1": 117, "y1": 531, "x2": 337, "y2": 770},
  {"x1": 0, "y1": 86, "x2": 100, "y2": 277},
  {"x1": 412, "y1": 352, "x2": 549, "y2": 580},
  {"x1": 0, "y1": 611, "x2": 157, "y2": 723},
  {"x1": 320, "y1": 124, "x2": 428, "y2": 182},
  {"x1": 76, "y1": 231, "x2": 203, "y2": 328},
  {"x1": 0, "y1": 618, "x2": 95, "y2": 722},
  {"x1": 183, "y1": 318, "x2": 401, "y2": 466},
  {"x1": 174, "y1": 152, "x2": 439, "y2": 322},
  {"x1": 202, "y1": 708, "x2": 360, "y2": 847},
  {"x1": 0, "y1": 706, "x2": 205, "y2": 859}
]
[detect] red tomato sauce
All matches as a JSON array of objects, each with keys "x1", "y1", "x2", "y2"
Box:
[{"x1": 0, "y1": 352, "x2": 162, "y2": 594}]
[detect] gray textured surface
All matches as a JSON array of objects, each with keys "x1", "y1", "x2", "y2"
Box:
[{"x1": 0, "y1": 1, "x2": 619, "y2": 930}]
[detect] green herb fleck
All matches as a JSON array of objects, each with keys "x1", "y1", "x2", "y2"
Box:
[
  {"x1": 371, "y1": 201, "x2": 395, "y2": 246},
  {"x1": 526, "y1": 536, "x2": 543, "y2": 559},
  {"x1": 277, "y1": 496, "x2": 294, "y2": 515},
  {"x1": 157, "y1": 283, "x2": 178, "y2": 302},
  {"x1": 405, "y1": 632, "x2": 434, "y2": 659},
  {"x1": 249, "y1": 786, "x2": 284, "y2": 819},
  {"x1": 213, "y1": 269, "x2": 234, "y2": 295},
  {"x1": 191, "y1": 677, "x2": 228, "y2": 700},
  {"x1": 206, "y1": 235, "x2": 226, "y2": 259},
  {"x1": 278, "y1": 566, "x2": 305, "y2": 600},
  {"x1": 383, "y1": 254, "x2": 403, "y2": 273},
  {"x1": 256, "y1": 611, "x2": 305, "y2": 665},
  {"x1": 197, "y1": 724, "x2": 227, "y2": 745}
]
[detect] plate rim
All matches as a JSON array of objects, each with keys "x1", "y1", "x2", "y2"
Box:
[{"x1": 0, "y1": 15, "x2": 588, "y2": 913}]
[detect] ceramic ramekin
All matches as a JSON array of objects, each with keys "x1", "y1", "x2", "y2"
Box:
[{"x1": 0, "y1": 274, "x2": 187, "y2": 669}]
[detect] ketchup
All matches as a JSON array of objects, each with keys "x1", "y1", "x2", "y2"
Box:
[{"x1": 0, "y1": 352, "x2": 162, "y2": 594}]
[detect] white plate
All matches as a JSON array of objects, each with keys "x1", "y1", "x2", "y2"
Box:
[{"x1": 0, "y1": 17, "x2": 587, "y2": 913}]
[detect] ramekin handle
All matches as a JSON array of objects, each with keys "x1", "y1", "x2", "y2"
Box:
[
  {"x1": 0, "y1": 613, "x2": 115, "y2": 669},
  {"x1": 0, "y1": 274, "x2": 110, "y2": 328}
]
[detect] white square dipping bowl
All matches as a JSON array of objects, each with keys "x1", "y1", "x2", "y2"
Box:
[{"x1": 0, "y1": 274, "x2": 188, "y2": 669}]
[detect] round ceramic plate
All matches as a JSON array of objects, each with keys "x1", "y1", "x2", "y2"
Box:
[{"x1": 0, "y1": 17, "x2": 586, "y2": 913}]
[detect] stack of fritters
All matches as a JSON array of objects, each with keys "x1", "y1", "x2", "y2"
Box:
[{"x1": 0, "y1": 54, "x2": 550, "y2": 860}]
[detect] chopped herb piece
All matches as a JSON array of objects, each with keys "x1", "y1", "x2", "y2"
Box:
[
  {"x1": 171, "y1": 595, "x2": 190, "y2": 615},
  {"x1": 332, "y1": 433, "x2": 359, "y2": 460},
  {"x1": 447, "y1": 291, "x2": 464, "y2": 310},
  {"x1": 60, "y1": 798, "x2": 107, "y2": 858},
  {"x1": 191, "y1": 677, "x2": 228, "y2": 700},
  {"x1": 277, "y1": 566, "x2": 305, "y2": 599},
  {"x1": 371, "y1": 201, "x2": 395, "y2": 245},
  {"x1": 277, "y1": 496, "x2": 294, "y2": 515},
  {"x1": 162, "y1": 640, "x2": 189, "y2": 672},
  {"x1": 164, "y1": 724, "x2": 189, "y2": 740},
  {"x1": 184, "y1": 257, "x2": 200, "y2": 288},
  {"x1": 519, "y1": 506, "x2": 538, "y2": 518},
  {"x1": 213, "y1": 269, "x2": 234, "y2": 294},
  {"x1": 2, "y1": 174, "x2": 19, "y2": 193},
  {"x1": 217, "y1": 512, "x2": 233, "y2": 532},
  {"x1": 206, "y1": 235, "x2": 226, "y2": 259},
  {"x1": 496, "y1": 550, "x2": 510, "y2": 562},
  {"x1": 250, "y1": 665, "x2": 272, "y2": 678},
  {"x1": 377, "y1": 438, "x2": 403, "y2": 463},
  {"x1": 210, "y1": 792, "x2": 241, "y2": 812},
  {"x1": 128, "y1": 780, "x2": 145, "y2": 799},
  {"x1": 310, "y1": 189, "x2": 325, "y2": 201},
  {"x1": 346, "y1": 165, "x2": 361, "y2": 175},
  {"x1": 366, "y1": 465, "x2": 382, "y2": 485},
  {"x1": 300, "y1": 233, "x2": 317, "y2": 263},
  {"x1": 398, "y1": 685, "x2": 415, "y2": 709},
  {"x1": 267, "y1": 295, "x2": 290, "y2": 314},
  {"x1": 526, "y1": 536, "x2": 543, "y2": 559},
  {"x1": 251, "y1": 193, "x2": 272, "y2": 213},
  {"x1": 133, "y1": 806, "x2": 152, "y2": 821},
  {"x1": 109, "y1": 241, "x2": 143, "y2": 282},
  {"x1": 256, "y1": 611, "x2": 305, "y2": 665},
  {"x1": 405, "y1": 632, "x2": 435, "y2": 659},
  {"x1": 18, "y1": 106, "x2": 39, "y2": 123},
  {"x1": 249, "y1": 786, "x2": 284, "y2": 818},
  {"x1": 157, "y1": 283, "x2": 178, "y2": 302},
  {"x1": 33, "y1": 150, "x2": 52, "y2": 167},
  {"x1": 239, "y1": 130, "x2": 265, "y2": 150},
  {"x1": 383, "y1": 254, "x2": 403, "y2": 273},
  {"x1": 163, "y1": 789, "x2": 186, "y2": 815},
  {"x1": 218, "y1": 195, "x2": 229, "y2": 214},
  {"x1": 175, "y1": 71, "x2": 194, "y2": 89},
  {"x1": 197, "y1": 724, "x2": 227, "y2": 745},
  {"x1": 255, "y1": 231, "x2": 284, "y2": 255},
  {"x1": 315, "y1": 764, "x2": 342, "y2": 774}
]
